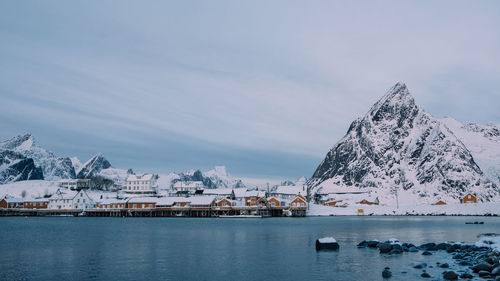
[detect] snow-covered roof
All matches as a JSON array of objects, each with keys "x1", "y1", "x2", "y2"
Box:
[
  {"x1": 244, "y1": 190, "x2": 266, "y2": 198},
  {"x1": 97, "y1": 199, "x2": 127, "y2": 204},
  {"x1": 127, "y1": 174, "x2": 154, "y2": 182},
  {"x1": 49, "y1": 190, "x2": 78, "y2": 200},
  {"x1": 23, "y1": 198, "x2": 49, "y2": 202},
  {"x1": 203, "y1": 188, "x2": 233, "y2": 195},
  {"x1": 156, "y1": 196, "x2": 216, "y2": 206},
  {"x1": 127, "y1": 197, "x2": 158, "y2": 203},
  {"x1": 4, "y1": 198, "x2": 24, "y2": 203}
]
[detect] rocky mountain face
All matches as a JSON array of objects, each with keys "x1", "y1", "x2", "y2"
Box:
[
  {"x1": 309, "y1": 83, "x2": 499, "y2": 204},
  {"x1": 0, "y1": 134, "x2": 75, "y2": 182},
  {"x1": 0, "y1": 150, "x2": 44, "y2": 183},
  {"x1": 76, "y1": 153, "x2": 112, "y2": 179}
]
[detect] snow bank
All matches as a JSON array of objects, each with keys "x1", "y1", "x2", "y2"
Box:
[{"x1": 308, "y1": 202, "x2": 500, "y2": 216}]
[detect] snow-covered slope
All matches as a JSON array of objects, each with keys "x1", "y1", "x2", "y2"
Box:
[
  {"x1": 0, "y1": 134, "x2": 75, "y2": 181},
  {"x1": 309, "y1": 83, "x2": 499, "y2": 204},
  {"x1": 76, "y1": 153, "x2": 112, "y2": 178},
  {"x1": 203, "y1": 166, "x2": 245, "y2": 188},
  {"x1": 0, "y1": 150, "x2": 44, "y2": 183},
  {"x1": 441, "y1": 117, "x2": 500, "y2": 187}
]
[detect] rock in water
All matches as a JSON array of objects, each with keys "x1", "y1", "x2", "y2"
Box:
[
  {"x1": 379, "y1": 243, "x2": 392, "y2": 254},
  {"x1": 382, "y1": 268, "x2": 392, "y2": 278},
  {"x1": 443, "y1": 271, "x2": 458, "y2": 280},
  {"x1": 315, "y1": 237, "x2": 339, "y2": 251}
]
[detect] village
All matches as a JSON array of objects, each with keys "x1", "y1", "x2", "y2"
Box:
[
  {"x1": 0, "y1": 174, "x2": 308, "y2": 217},
  {"x1": 0, "y1": 173, "x2": 484, "y2": 218}
]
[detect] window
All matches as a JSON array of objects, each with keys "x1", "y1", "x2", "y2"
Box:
[
  {"x1": 271, "y1": 202, "x2": 275, "y2": 206},
  {"x1": 133, "y1": 204, "x2": 137, "y2": 208}
]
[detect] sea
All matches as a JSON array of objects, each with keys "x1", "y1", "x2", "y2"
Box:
[{"x1": 1, "y1": 216, "x2": 498, "y2": 281}]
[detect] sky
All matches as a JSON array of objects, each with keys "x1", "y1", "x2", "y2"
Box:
[{"x1": 1, "y1": 1, "x2": 499, "y2": 180}]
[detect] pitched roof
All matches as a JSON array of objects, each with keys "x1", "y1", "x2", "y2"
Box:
[{"x1": 127, "y1": 174, "x2": 154, "y2": 181}]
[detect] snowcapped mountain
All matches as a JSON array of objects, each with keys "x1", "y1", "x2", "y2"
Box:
[
  {"x1": 203, "y1": 166, "x2": 246, "y2": 188},
  {"x1": 0, "y1": 134, "x2": 75, "y2": 181},
  {"x1": 76, "y1": 153, "x2": 112, "y2": 179},
  {"x1": 441, "y1": 117, "x2": 500, "y2": 187},
  {"x1": 309, "y1": 83, "x2": 499, "y2": 204},
  {"x1": 0, "y1": 150, "x2": 44, "y2": 184}
]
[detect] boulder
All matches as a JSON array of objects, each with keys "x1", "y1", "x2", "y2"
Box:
[
  {"x1": 440, "y1": 263, "x2": 449, "y2": 268},
  {"x1": 459, "y1": 273, "x2": 473, "y2": 279},
  {"x1": 421, "y1": 272, "x2": 431, "y2": 278},
  {"x1": 419, "y1": 242, "x2": 436, "y2": 250},
  {"x1": 413, "y1": 263, "x2": 427, "y2": 269},
  {"x1": 492, "y1": 266, "x2": 500, "y2": 276},
  {"x1": 478, "y1": 270, "x2": 492, "y2": 278},
  {"x1": 437, "y1": 243, "x2": 451, "y2": 250},
  {"x1": 408, "y1": 247, "x2": 418, "y2": 252},
  {"x1": 382, "y1": 268, "x2": 392, "y2": 278},
  {"x1": 357, "y1": 240, "x2": 368, "y2": 248},
  {"x1": 472, "y1": 263, "x2": 493, "y2": 273},
  {"x1": 367, "y1": 240, "x2": 379, "y2": 248},
  {"x1": 422, "y1": 251, "x2": 432, "y2": 256},
  {"x1": 316, "y1": 237, "x2": 339, "y2": 251},
  {"x1": 379, "y1": 243, "x2": 393, "y2": 254},
  {"x1": 442, "y1": 271, "x2": 458, "y2": 280}
]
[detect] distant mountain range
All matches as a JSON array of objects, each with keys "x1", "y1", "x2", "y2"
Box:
[
  {"x1": 0, "y1": 134, "x2": 276, "y2": 189},
  {"x1": 308, "y1": 83, "x2": 500, "y2": 203}
]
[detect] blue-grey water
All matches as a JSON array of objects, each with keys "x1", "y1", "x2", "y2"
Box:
[{"x1": 1, "y1": 216, "x2": 498, "y2": 281}]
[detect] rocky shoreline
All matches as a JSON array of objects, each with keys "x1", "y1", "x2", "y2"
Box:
[{"x1": 356, "y1": 234, "x2": 500, "y2": 280}]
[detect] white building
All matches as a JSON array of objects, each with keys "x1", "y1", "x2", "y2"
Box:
[
  {"x1": 172, "y1": 181, "x2": 205, "y2": 193},
  {"x1": 124, "y1": 174, "x2": 157, "y2": 194},
  {"x1": 48, "y1": 189, "x2": 95, "y2": 210},
  {"x1": 58, "y1": 179, "x2": 91, "y2": 190},
  {"x1": 73, "y1": 190, "x2": 95, "y2": 209},
  {"x1": 270, "y1": 185, "x2": 306, "y2": 200}
]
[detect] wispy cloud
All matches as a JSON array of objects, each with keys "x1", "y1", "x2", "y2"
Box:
[{"x1": 0, "y1": 0, "x2": 499, "y2": 178}]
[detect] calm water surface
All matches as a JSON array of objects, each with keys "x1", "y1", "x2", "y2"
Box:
[{"x1": 1, "y1": 216, "x2": 499, "y2": 281}]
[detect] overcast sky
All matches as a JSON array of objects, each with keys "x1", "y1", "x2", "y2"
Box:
[{"x1": 1, "y1": 1, "x2": 499, "y2": 180}]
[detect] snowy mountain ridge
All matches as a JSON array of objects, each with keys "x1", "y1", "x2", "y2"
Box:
[
  {"x1": 0, "y1": 134, "x2": 75, "y2": 182},
  {"x1": 308, "y1": 83, "x2": 499, "y2": 204}
]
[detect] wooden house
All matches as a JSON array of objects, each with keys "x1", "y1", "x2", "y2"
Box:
[
  {"x1": 216, "y1": 198, "x2": 232, "y2": 207},
  {"x1": 23, "y1": 198, "x2": 49, "y2": 209},
  {"x1": 96, "y1": 199, "x2": 126, "y2": 209},
  {"x1": 433, "y1": 200, "x2": 447, "y2": 205},
  {"x1": 126, "y1": 197, "x2": 157, "y2": 209},
  {"x1": 267, "y1": 197, "x2": 281, "y2": 208},
  {"x1": 290, "y1": 194, "x2": 307, "y2": 209},
  {"x1": 324, "y1": 198, "x2": 343, "y2": 207},
  {"x1": 0, "y1": 198, "x2": 24, "y2": 208},
  {"x1": 461, "y1": 193, "x2": 477, "y2": 204},
  {"x1": 357, "y1": 197, "x2": 380, "y2": 205}
]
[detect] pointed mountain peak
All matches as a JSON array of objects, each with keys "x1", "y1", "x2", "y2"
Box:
[
  {"x1": 377, "y1": 82, "x2": 412, "y2": 106},
  {"x1": 1, "y1": 133, "x2": 35, "y2": 151},
  {"x1": 367, "y1": 82, "x2": 419, "y2": 124}
]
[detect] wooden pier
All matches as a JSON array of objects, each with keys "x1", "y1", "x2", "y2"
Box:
[{"x1": 0, "y1": 206, "x2": 306, "y2": 218}]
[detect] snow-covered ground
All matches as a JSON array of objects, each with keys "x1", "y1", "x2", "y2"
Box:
[
  {"x1": 0, "y1": 180, "x2": 59, "y2": 199},
  {"x1": 308, "y1": 202, "x2": 500, "y2": 216}
]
